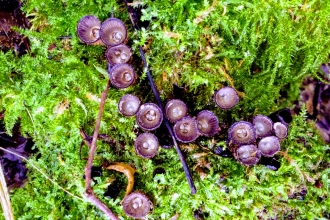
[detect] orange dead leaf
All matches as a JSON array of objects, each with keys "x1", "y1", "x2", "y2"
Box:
[{"x1": 106, "y1": 163, "x2": 136, "y2": 196}]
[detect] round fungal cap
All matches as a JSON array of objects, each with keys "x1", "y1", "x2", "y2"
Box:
[
  {"x1": 77, "y1": 15, "x2": 101, "y2": 44},
  {"x1": 106, "y1": 44, "x2": 132, "y2": 65},
  {"x1": 273, "y1": 122, "x2": 288, "y2": 139},
  {"x1": 100, "y1": 18, "x2": 127, "y2": 46},
  {"x1": 228, "y1": 121, "x2": 256, "y2": 145},
  {"x1": 236, "y1": 144, "x2": 261, "y2": 166},
  {"x1": 136, "y1": 103, "x2": 163, "y2": 131},
  {"x1": 173, "y1": 116, "x2": 199, "y2": 143},
  {"x1": 214, "y1": 86, "x2": 239, "y2": 110},
  {"x1": 258, "y1": 136, "x2": 281, "y2": 157},
  {"x1": 122, "y1": 191, "x2": 152, "y2": 219},
  {"x1": 252, "y1": 115, "x2": 273, "y2": 138},
  {"x1": 196, "y1": 110, "x2": 219, "y2": 136},
  {"x1": 165, "y1": 99, "x2": 188, "y2": 123},
  {"x1": 118, "y1": 94, "x2": 141, "y2": 116},
  {"x1": 109, "y1": 64, "x2": 136, "y2": 89},
  {"x1": 134, "y1": 133, "x2": 159, "y2": 158}
]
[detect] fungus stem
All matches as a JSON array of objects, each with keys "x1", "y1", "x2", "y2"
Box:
[{"x1": 123, "y1": 0, "x2": 196, "y2": 194}]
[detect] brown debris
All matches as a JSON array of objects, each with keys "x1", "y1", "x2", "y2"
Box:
[
  {"x1": 0, "y1": 0, "x2": 30, "y2": 54},
  {"x1": 298, "y1": 72, "x2": 330, "y2": 143}
]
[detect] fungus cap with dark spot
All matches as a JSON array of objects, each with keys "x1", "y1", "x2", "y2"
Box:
[
  {"x1": 122, "y1": 191, "x2": 152, "y2": 219},
  {"x1": 136, "y1": 103, "x2": 163, "y2": 131},
  {"x1": 106, "y1": 44, "x2": 132, "y2": 65},
  {"x1": 273, "y1": 122, "x2": 288, "y2": 139},
  {"x1": 214, "y1": 86, "x2": 239, "y2": 110},
  {"x1": 196, "y1": 110, "x2": 219, "y2": 136},
  {"x1": 236, "y1": 144, "x2": 261, "y2": 166},
  {"x1": 173, "y1": 116, "x2": 199, "y2": 143},
  {"x1": 100, "y1": 18, "x2": 127, "y2": 46},
  {"x1": 258, "y1": 136, "x2": 281, "y2": 157},
  {"x1": 118, "y1": 94, "x2": 141, "y2": 116},
  {"x1": 77, "y1": 15, "x2": 101, "y2": 44},
  {"x1": 165, "y1": 99, "x2": 188, "y2": 123},
  {"x1": 252, "y1": 115, "x2": 273, "y2": 138},
  {"x1": 134, "y1": 133, "x2": 159, "y2": 158},
  {"x1": 109, "y1": 64, "x2": 136, "y2": 89},
  {"x1": 228, "y1": 121, "x2": 256, "y2": 145}
]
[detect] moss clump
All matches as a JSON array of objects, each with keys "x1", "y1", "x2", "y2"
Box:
[{"x1": 1, "y1": 0, "x2": 330, "y2": 219}]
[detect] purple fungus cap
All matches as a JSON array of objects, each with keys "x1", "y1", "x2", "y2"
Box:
[
  {"x1": 214, "y1": 86, "x2": 239, "y2": 110},
  {"x1": 136, "y1": 103, "x2": 163, "y2": 131},
  {"x1": 77, "y1": 15, "x2": 101, "y2": 44},
  {"x1": 122, "y1": 191, "x2": 152, "y2": 218},
  {"x1": 165, "y1": 99, "x2": 188, "y2": 123},
  {"x1": 228, "y1": 121, "x2": 256, "y2": 145},
  {"x1": 106, "y1": 44, "x2": 132, "y2": 65},
  {"x1": 134, "y1": 133, "x2": 159, "y2": 159},
  {"x1": 196, "y1": 110, "x2": 219, "y2": 136},
  {"x1": 118, "y1": 94, "x2": 141, "y2": 116},
  {"x1": 258, "y1": 136, "x2": 281, "y2": 157},
  {"x1": 236, "y1": 144, "x2": 261, "y2": 166},
  {"x1": 109, "y1": 64, "x2": 136, "y2": 89},
  {"x1": 273, "y1": 122, "x2": 288, "y2": 139},
  {"x1": 173, "y1": 116, "x2": 199, "y2": 143},
  {"x1": 252, "y1": 115, "x2": 273, "y2": 138},
  {"x1": 100, "y1": 18, "x2": 127, "y2": 46}
]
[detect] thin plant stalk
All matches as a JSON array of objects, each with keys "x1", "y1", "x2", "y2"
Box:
[
  {"x1": 83, "y1": 80, "x2": 119, "y2": 220},
  {"x1": 0, "y1": 162, "x2": 14, "y2": 220}
]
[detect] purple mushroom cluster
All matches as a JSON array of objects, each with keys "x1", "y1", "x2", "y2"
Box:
[
  {"x1": 228, "y1": 111, "x2": 290, "y2": 166},
  {"x1": 119, "y1": 96, "x2": 220, "y2": 158},
  {"x1": 77, "y1": 15, "x2": 136, "y2": 88},
  {"x1": 212, "y1": 86, "x2": 290, "y2": 167},
  {"x1": 77, "y1": 15, "x2": 153, "y2": 219}
]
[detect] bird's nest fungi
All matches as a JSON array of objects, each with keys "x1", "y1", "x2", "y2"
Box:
[{"x1": 75, "y1": 5, "x2": 296, "y2": 219}]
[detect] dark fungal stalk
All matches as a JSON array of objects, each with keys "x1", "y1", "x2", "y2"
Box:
[{"x1": 123, "y1": 0, "x2": 196, "y2": 194}]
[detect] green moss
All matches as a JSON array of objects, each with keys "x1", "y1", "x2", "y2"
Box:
[{"x1": 1, "y1": 0, "x2": 330, "y2": 219}]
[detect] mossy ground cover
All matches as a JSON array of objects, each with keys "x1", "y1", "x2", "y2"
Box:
[{"x1": 0, "y1": 0, "x2": 330, "y2": 219}]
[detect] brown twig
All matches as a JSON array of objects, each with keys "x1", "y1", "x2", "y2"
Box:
[{"x1": 82, "y1": 80, "x2": 119, "y2": 220}]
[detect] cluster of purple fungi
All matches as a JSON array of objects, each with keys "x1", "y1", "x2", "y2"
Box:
[
  {"x1": 77, "y1": 14, "x2": 291, "y2": 218},
  {"x1": 121, "y1": 85, "x2": 289, "y2": 167},
  {"x1": 77, "y1": 15, "x2": 152, "y2": 219}
]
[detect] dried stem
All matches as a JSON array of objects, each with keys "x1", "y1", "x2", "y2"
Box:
[
  {"x1": 0, "y1": 157, "x2": 15, "y2": 220},
  {"x1": 123, "y1": 0, "x2": 196, "y2": 194},
  {"x1": 83, "y1": 80, "x2": 119, "y2": 220}
]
